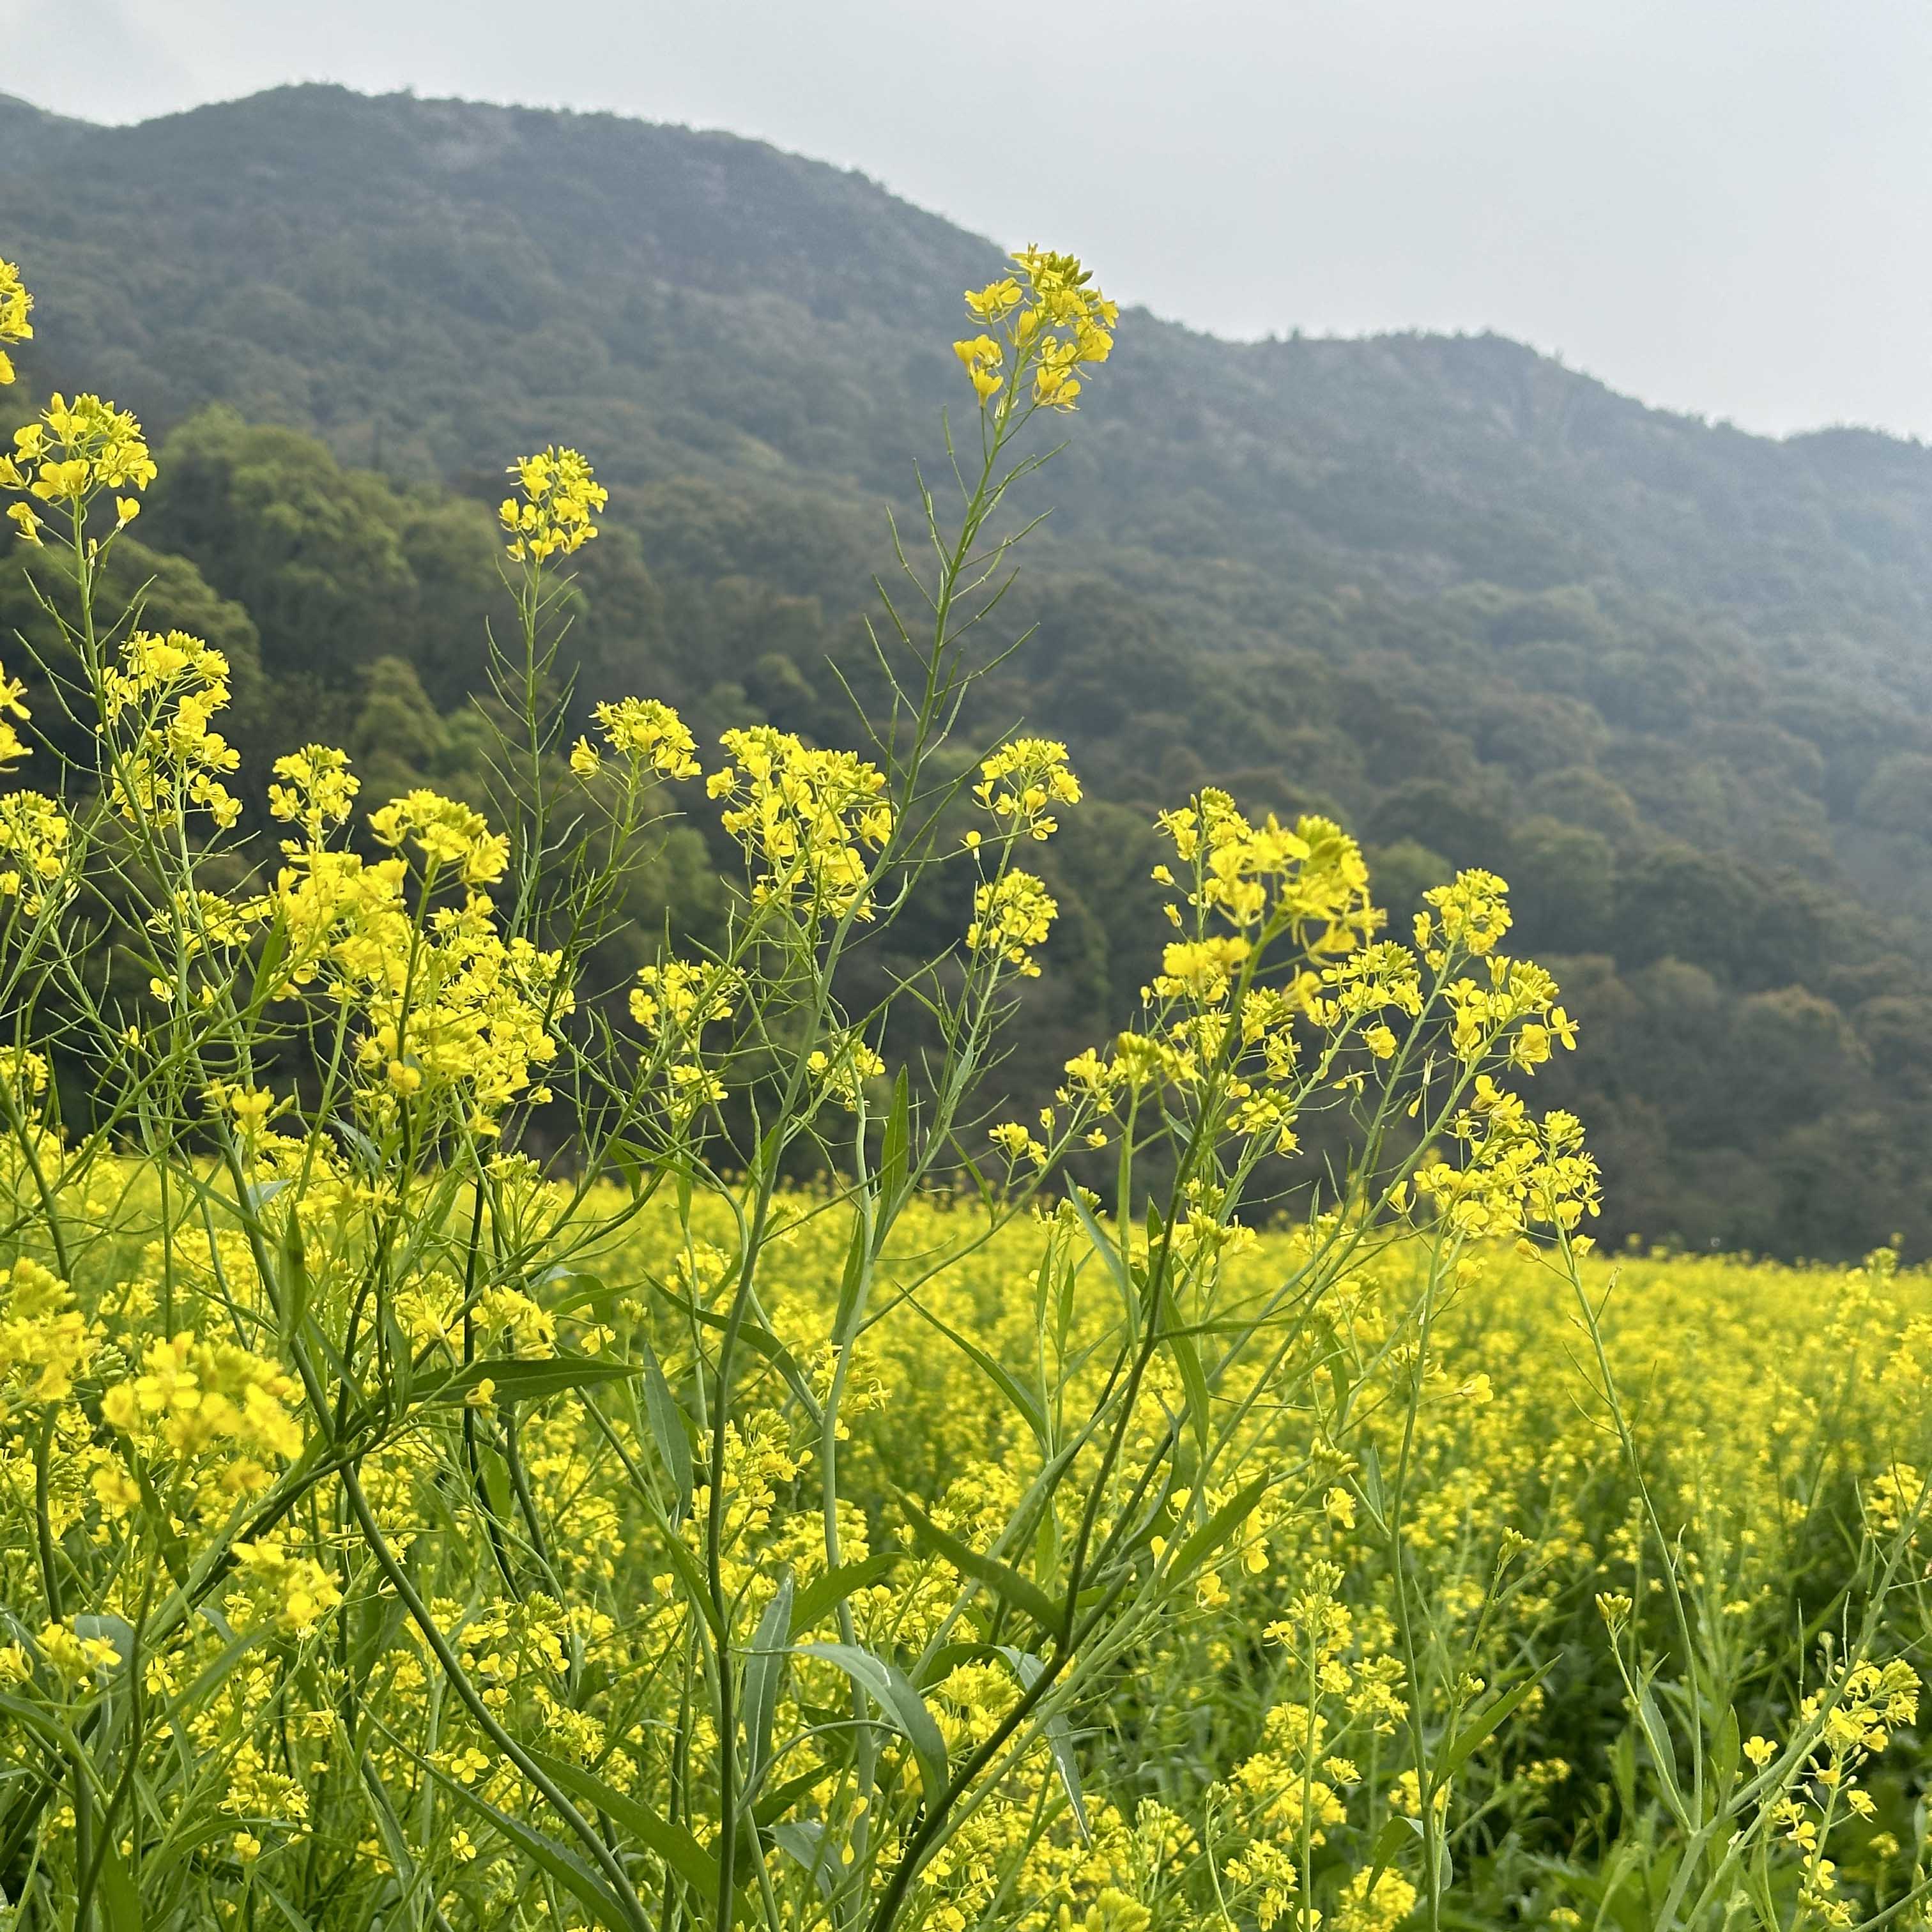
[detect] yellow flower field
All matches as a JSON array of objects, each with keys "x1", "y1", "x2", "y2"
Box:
[
  {"x1": 3, "y1": 240, "x2": 1929, "y2": 1932},
  {"x1": 6, "y1": 1169, "x2": 1932, "y2": 1929}
]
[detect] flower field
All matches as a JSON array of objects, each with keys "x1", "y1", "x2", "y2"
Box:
[
  {"x1": 7, "y1": 1179, "x2": 1932, "y2": 1929},
  {"x1": 3, "y1": 245, "x2": 1931, "y2": 1932}
]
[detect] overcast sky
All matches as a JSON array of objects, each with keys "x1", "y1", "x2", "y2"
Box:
[{"x1": 7, "y1": 0, "x2": 1928, "y2": 440}]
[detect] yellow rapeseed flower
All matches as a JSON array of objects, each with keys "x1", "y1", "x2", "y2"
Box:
[
  {"x1": 366, "y1": 789, "x2": 509, "y2": 887},
  {"x1": 0, "y1": 260, "x2": 32, "y2": 385},
  {"x1": 967, "y1": 870, "x2": 1057, "y2": 976},
  {"x1": 956, "y1": 248, "x2": 1116, "y2": 414},
  {"x1": 0, "y1": 392, "x2": 157, "y2": 535},
  {"x1": 100, "y1": 631, "x2": 243, "y2": 829},
  {"x1": 500, "y1": 445, "x2": 607, "y2": 561},
  {"x1": 708, "y1": 726, "x2": 892, "y2": 921},
  {"x1": 268, "y1": 744, "x2": 361, "y2": 851},
  {"x1": 592, "y1": 696, "x2": 701, "y2": 780},
  {"x1": 0, "y1": 789, "x2": 70, "y2": 914},
  {"x1": 0, "y1": 663, "x2": 29, "y2": 771}
]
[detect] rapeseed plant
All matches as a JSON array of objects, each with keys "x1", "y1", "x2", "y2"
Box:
[{"x1": 0, "y1": 240, "x2": 1923, "y2": 1932}]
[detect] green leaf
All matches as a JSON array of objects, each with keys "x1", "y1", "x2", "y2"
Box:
[
  {"x1": 0, "y1": 1690, "x2": 86, "y2": 1761},
  {"x1": 799, "y1": 1641, "x2": 949, "y2": 1805},
  {"x1": 1440, "y1": 1659, "x2": 1556, "y2": 1776},
  {"x1": 902, "y1": 1496, "x2": 1062, "y2": 1635},
  {"x1": 332, "y1": 1117, "x2": 383, "y2": 1176},
  {"x1": 1363, "y1": 1813, "x2": 1422, "y2": 1895},
  {"x1": 1164, "y1": 1474, "x2": 1271, "y2": 1584},
  {"x1": 656, "y1": 1530, "x2": 726, "y2": 1642},
  {"x1": 995, "y1": 1647, "x2": 1087, "y2": 1840},
  {"x1": 770, "y1": 1820, "x2": 839, "y2": 1904},
  {"x1": 832, "y1": 1209, "x2": 868, "y2": 1339},
  {"x1": 744, "y1": 1571, "x2": 794, "y2": 1791},
  {"x1": 136, "y1": 1461, "x2": 190, "y2": 1590},
  {"x1": 898, "y1": 1295, "x2": 1046, "y2": 1448},
  {"x1": 1030, "y1": 1241, "x2": 1056, "y2": 1338},
  {"x1": 788, "y1": 1553, "x2": 900, "y2": 1638},
  {"x1": 526, "y1": 1749, "x2": 717, "y2": 1903},
  {"x1": 93, "y1": 1839, "x2": 142, "y2": 1932},
  {"x1": 640, "y1": 1343, "x2": 694, "y2": 1524},
  {"x1": 1055, "y1": 1256, "x2": 1078, "y2": 1356},
  {"x1": 259, "y1": 1884, "x2": 319, "y2": 1932},
  {"x1": 1632, "y1": 1672, "x2": 1689, "y2": 1822},
  {"x1": 753, "y1": 1762, "x2": 834, "y2": 1827},
  {"x1": 1354, "y1": 1440, "x2": 1388, "y2": 1527},
  {"x1": 542, "y1": 1269, "x2": 611, "y2": 1316},
  {"x1": 73, "y1": 1613, "x2": 134, "y2": 1668},
  {"x1": 280, "y1": 1206, "x2": 310, "y2": 1337},
  {"x1": 1143, "y1": 1195, "x2": 1166, "y2": 1252},
  {"x1": 428, "y1": 1764, "x2": 637, "y2": 1931},
  {"x1": 877, "y1": 1067, "x2": 911, "y2": 1209},
  {"x1": 647, "y1": 1278, "x2": 814, "y2": 1402},
  {"x1": 1158, "y1": 1278, "x2": 1212, "y2": 1457},
  {"x1": 1067, "y1": 1188, "x2": 1137, "y2": 1327},
  {"x1": 245, "y1": 915, "x2": 289, "y2": 1020},
  {"x1": 1712, "y1": 1702, "x2": 1742, "y2": 1811},
  {"x1": 1609, "y1": 1722, "x2": 1637, "y2": 1821},
  {"x1": 1316, "y1": 1315, "x2": 1353, "y2": 1423},
  {"x1": 428, "y1": 1354, "x2": 647, "y2": 1407},
  {"x1": 606, "y1": 1138, "x2": 648, "y2": 1199}
]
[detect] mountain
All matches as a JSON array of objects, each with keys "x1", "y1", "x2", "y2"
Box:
[{"x1": 4, "y1": 82, "x2": 1932, "y2": 1257}]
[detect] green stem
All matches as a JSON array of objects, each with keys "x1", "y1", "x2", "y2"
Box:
[{"x1": 337, "y1": 1460, "x2": 651, "y2": 1932}]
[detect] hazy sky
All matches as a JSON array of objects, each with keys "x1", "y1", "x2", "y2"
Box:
[{"x1": 8, "y1": 0, "x2": 1928, "y2": 440}]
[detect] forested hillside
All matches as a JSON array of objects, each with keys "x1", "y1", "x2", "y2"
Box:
[{"x1": 5, "y1": 82, "x2": 1932, "y2": 1255}]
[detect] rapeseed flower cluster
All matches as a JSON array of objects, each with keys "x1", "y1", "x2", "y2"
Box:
[
  {"x1": 0, "y1": 1257, "x2": 95, "y2": 1404},
  {"x1": 1048, "y1": 794, "x2": 1582, "y2": 1175},
  {"x1": 631, "y1": 958, "x2": 739, "y2": 1116},
  {"x1": 367, "y1": 787, "x2": 511, "y2": 885},
  {"x1": 268, "y1": 741, "x2": 360, "y2": 848},
  {"x1": 969, "y1": 868, "x2": 1058, "y2": 974},
  {"x1": 1156, "y1": 790, "x2": 1376, "y2": 948},
  {"x1": 0, "y1": 661, "x2": 29, "y2": 770},
  {"x1": 974, "y1": 737, "x2": 1083, "y2": 841},
  {"x1": 707, "y1": 724, "x2": 893, "y2": 921},
  {"x1": 956, "y1": 247, "x2": 1117, "y2": 413},
  {"x1": 100, "y1": 627, "x2": 243, "y2": 829},
  {"x1": 266, "y1": 798, "x2": 565, "y2": 1123},
  {"x1": 0, "y1": 257, "x2": 31, "y2": 384},
  {"x1": 629, "y1": 957, "x2": 737, "y2": 1035},
  {"x1": 500, "y1": 444, "x2": 607, "y2": 560},
  {"x1": 98, "y1": 1331, "x2": 304, "y2": 1494},
  {"x1": 0, "y1": 787, "x2": 68, "y2": 914},
  {"x1": 2, "y1": 389, "x2": 155, "y2": 543},
  {"x1": 576, "y1": 694, "x2": 703, "y2": 781},
  {"x1": 1415, "y1": 1078, "x2": 1600, "y2": 1238}
]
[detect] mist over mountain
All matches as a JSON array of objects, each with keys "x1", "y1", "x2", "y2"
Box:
[{"x1": 6, "y1": 81, "x2": 1932, "y2": 1255}]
